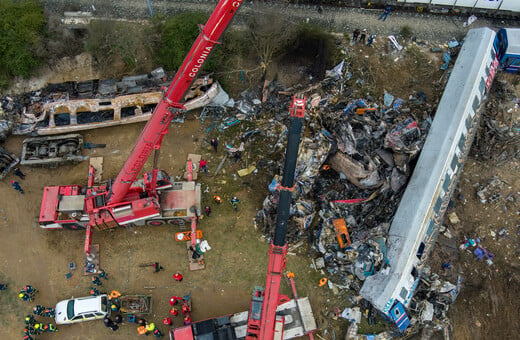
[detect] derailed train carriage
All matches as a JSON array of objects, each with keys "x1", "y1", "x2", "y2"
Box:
[
  {"x1": 389, "y1": 0, "x2": 520, "y2": 17},
  {"x1": 360, "y1": 27, "x2": 520, "y2": 332}
]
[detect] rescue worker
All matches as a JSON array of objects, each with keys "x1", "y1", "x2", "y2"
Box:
[
  {"x1": 210, "y1": 138, "x2": 218, "y2": 152},
  {"x1": 153, "y1": 262, "x2": 164, "y2": 273},
  {"x1": 137, "y1": 325, "x2": 147, "y2": 335},
  {"x1": 33, "y1": 322, "x2": 44, "y2": 335},
  {"x1": 114, "y1": 315, "x2": 123, "y2": 324},
  {"x1": 44, "y1": 307, "x2": 55, "y2": 317},
  {"x1": 169, "y1": 307, "x2": 179, "y2": 316},
  {"x1": 23, "y1": 326, "x2": 35, "y2": 335},
  {"x1": 352, "y1": 28, "x2": 360, "y2": 43},
  {"x1": 111, "y1": 303, "x2": 120, "y2": 313},
  {"x1": 199, "y1": 159, "x2": 207, "y2": 174},
  {"x1": 359, "y1": 29, "x2": 367, "y2": 44},
  {"x1": 23, "y1": 285, "x2": 37, "y2": 295},
  {"x1": 173, "y1": 272, "x2": 183, "y2": 282},
  {"x1": 23, "y1": 334, "x2": 34, "y2": 340},
  {"x1": 169, "y1": 295, "x2": 182, "y2": 305},
  {"x1": 146, "y1": 322, "x2": 156, "y2": 334},
  {"x1": 204, "y1": 205, "x2": 211, "y2": 217},
  {"x1": 213, "y1": 195, "x2": 222, "y2": 204},
  {"x1": 0, "y1": 283, "x2": 6, "y2": 290},
  {"x1": 230, "y1": 196, "x2": 240, "y2": 211},
  {"x1": 46, "y1": 323, "x2": 58, "y2": 333},
  {"x1": 91, "y1": 275, "x2": 102, "y2": 286},
  {"x1": 97, "y1": 268, "x2": 107, "y2": 279},
  {"x1": 189, "y1": 243, "x2": 203, "y2": 260},
  {"x1": 104, "y1": 317, "x2": 114, "y2": 329},
  {"x1": 184, "y1": 315, "x2": 192, "y2": 325},
  {"x1": 162, "y1": 316, "x2": 172, "y2": 326},
  {"x1": 90, "y1": 287, "x2": 100, "y2": 296},
  {"x1": 13, "y1": 167, "x2": 25, "y2": 179},
  {"x1": 367, "y1": 34, "x2": 376, "y2": 47},
  {"x1": 18, "y1": 292, "x2": 32, "y2": 302},
  {"x1": 378, "y1": 6, "x2": 392, "y2": 21},
  {"x1": 24, "y1": 314, "x2": 35, "y2": 325},
  {"x1": 32, "y1": 305, "x2": 44, "y2": 316},
  {"x1": 11, "y1": 180, "x2": 24, "y2": 194},
  {"x1": 153, "y1": 328, "x2": 163, "y2": 337},
  {"x1": 181, "y1": 303, "x2": 190, "y2": 315},
  {"x1": 109, "y1": 290, "x2": 121, "y2": 300}
]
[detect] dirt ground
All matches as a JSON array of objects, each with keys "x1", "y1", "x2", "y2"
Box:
[
  {"x1": 0, "y1": 117, "x2": 305, "y2": 339},
  {"x1": 1, "y1": 33, "x2": 519, "y2": 340}
]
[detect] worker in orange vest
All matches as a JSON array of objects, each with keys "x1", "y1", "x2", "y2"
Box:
[{"x1": 213, "y1": 195, "x2": 222, "y2": 204}]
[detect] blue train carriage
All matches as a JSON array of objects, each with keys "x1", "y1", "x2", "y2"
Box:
[
  {"x1": 360, "y1": 27, "x2": 500, "y2": 333},
  {"x1": 495, "y1": 28, "x2": 520, "y2": 73}
]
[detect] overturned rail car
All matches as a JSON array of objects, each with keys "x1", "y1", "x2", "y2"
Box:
[
  {"x1": 20, "y1": 134, "x2": 86, "y2": 167},
  {"x1": 360, "y1": 27, "x2": 508, "y2": 331}
]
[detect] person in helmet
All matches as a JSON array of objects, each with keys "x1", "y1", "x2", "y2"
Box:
[{"x1": 11, "y1": 180, "x2": 24, "y2": 194}]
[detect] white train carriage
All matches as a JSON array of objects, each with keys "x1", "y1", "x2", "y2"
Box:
[
  {"x1": 396, "y1": 0, "x2": 520, "y2": 14},
  {"x1": 360, "y1": 27, "x2": 501, "y2": 331}
]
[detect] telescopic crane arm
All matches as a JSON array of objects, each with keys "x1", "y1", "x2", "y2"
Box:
[
  {"x1": 107, "y1": 0, "x2": 244, "y2": 205},
  {"x1": 245, "y1": 95, "x2": 306, "y2": 340}
]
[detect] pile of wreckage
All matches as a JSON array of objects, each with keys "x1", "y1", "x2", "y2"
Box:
[{"x1": 242, "y1": 62, "x2": 465, "y2": 337}]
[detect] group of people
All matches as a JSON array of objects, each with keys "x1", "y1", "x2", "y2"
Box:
[
  {"x1": 166, "y1": 294, "x2": 192, "y2": 327},
  {"x1": 18, "y1": 285, "x2": 38, "y2": 302},
  {"x1": 135, "y1": 318, "x2": 163, "y2": 337},
  {"x1": 22, "y1": 287, "x2": 59, "y2": 339},
  {"x1": 352, "y1": 28, "x2": 376, "y2": 47},
  {"x1": 89, "y1": 269, "x2": 108, "y2": 296},
  {"x1": 212, "y1": 195, "x2": 240, "y2": 212}
]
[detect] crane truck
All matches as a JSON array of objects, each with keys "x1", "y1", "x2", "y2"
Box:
[
  {"x1": 38, "y1": 0, "x2": 317, "y2": 337},
  {"x1": 169, "y1": 96, "x2": 316, "y2": 340},
  {"x1": 38, "y1": 0, "x2": 244, "y2": 256}
]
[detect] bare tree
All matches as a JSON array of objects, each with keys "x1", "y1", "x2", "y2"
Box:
[{"x1": 247, "y1": 14, "x2": 296, "y2": 76}]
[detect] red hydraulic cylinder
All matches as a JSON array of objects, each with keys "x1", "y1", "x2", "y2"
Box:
[{"x1": 108, "y1": 0, "x2": 243, "y2": 205}]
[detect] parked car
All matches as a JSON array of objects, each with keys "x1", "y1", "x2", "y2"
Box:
[{"x1": 55, "y1": 294, "x2": 109, "y2": 325}]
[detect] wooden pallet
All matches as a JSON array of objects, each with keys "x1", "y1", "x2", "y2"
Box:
[{"x1": 89, "y1": 157, "x2": 103, "y2": 184}]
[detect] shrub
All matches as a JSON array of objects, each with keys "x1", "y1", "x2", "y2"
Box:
[
  {"x1": 400, "y1": 25, "x2": 413, "y2": 40},
  {"x1": 0, "y1": 0, "x2": 45, "y2": 88},
  {"x1": 155, "y1": 12, "x2": 209, "y2": 71},
  {"x1": 86, "y1": 20, "x2": 156, "y2": 77}
]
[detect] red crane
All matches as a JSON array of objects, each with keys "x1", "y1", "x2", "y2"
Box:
[
  {"x1": 168, "y1": 96, "x2": 316, "y2": 340},
  {"x1": 39, "y1": 0, "x2": 244, "y2": 238},
  {"x1": 244, "y1": 95, "x2": 309, "y2": 340}
]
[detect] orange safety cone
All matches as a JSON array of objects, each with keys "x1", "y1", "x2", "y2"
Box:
[{"x1": 319, "y1": 277, "x2": 328, "y2": 287}]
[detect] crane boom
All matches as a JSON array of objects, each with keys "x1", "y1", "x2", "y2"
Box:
[
  {"x1": 108, "y1": 0, "x2": 243, "y2": 204},
  {"x1": 245, "y1": 95, "x2": 306, "y2": 339}
]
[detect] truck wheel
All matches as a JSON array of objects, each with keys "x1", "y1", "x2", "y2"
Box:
[
  {"x1": 146, "y1": 220, "x2": 165, "y2": 226},
  {"x1": 167, "y1": 219, "x2": 185, "y2": 226}
]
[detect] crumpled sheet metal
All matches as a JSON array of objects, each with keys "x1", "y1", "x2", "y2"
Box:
[
  {"x1": 329, "y1": 152, "x2": 383, "y2": 189},
  {"x1": 296, "y1": 133, "x2": 331, "y2": 180}
]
